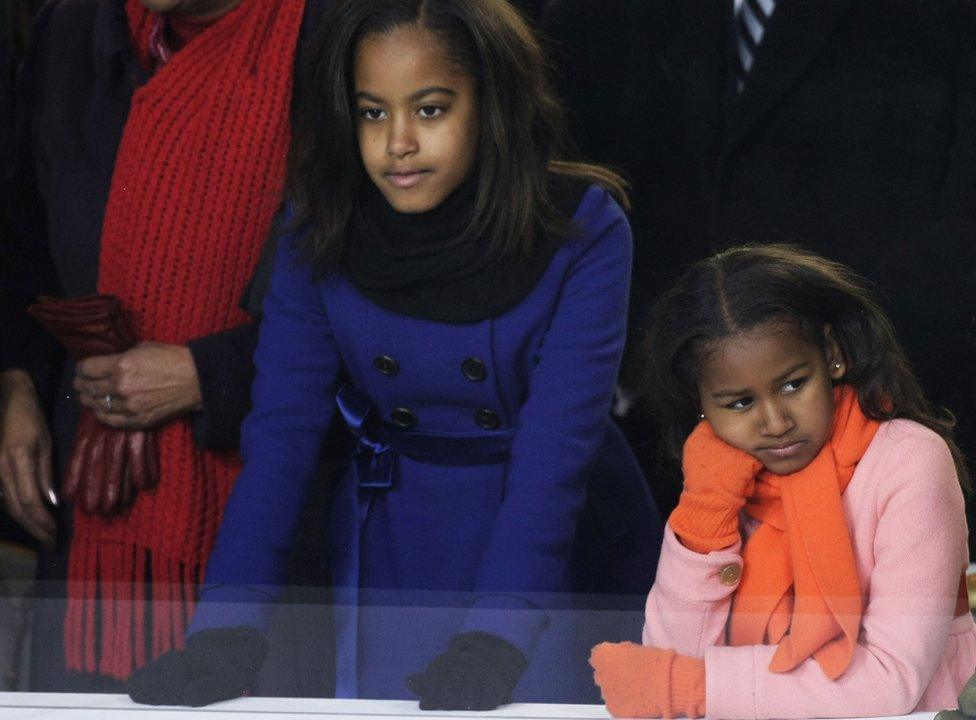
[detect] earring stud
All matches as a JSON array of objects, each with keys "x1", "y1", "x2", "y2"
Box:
[{"x1": 834, "y1": 362, "x2": 842, "y2": 369}]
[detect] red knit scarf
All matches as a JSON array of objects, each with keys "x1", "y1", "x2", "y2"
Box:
[
  {"x1": 728, "y1": 386, "x2": 879, "y2": 679},
  {"x1": 65, "y1": 0, "x2": 305, "y2": 679}
]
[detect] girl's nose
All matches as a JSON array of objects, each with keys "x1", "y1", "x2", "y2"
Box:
[
  {"x1": 386, "y1": 117, "x2": 418, "y2": 159},
  {"x1": 759, "y1": 400, "x2": 795, "y2": 437}
]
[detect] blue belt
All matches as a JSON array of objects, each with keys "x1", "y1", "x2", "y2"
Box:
[{"x1": 335, "y1": 384, "x2": 515, "y2": 489}]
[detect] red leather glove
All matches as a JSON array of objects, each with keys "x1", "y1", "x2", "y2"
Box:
[
  {"x1": 590, "y1": 642, "x2": 705, "y2": 718},
  {"x1": 668, "y1": 420, "x2": 762, "y2": 553},
  {"x1": 28, "y1": 295, "x2": 158, "y2": 515}
]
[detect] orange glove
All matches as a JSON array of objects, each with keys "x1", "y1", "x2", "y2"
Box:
[
  {"x1": 590, "y1": 642, "x2": 705, "y2": 718},
  {"x1": 668, "y1": 420, "x2": 762, "y2": 553}
]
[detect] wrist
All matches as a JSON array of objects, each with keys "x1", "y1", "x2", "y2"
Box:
[
  {"x1": 669, "y1": 488, "x2": 745, "y2": 553},
  {"x1": 0, "y1": 369, "x2": 37, "y2": 401},
  {"x1": 177, "y1": 345, "x2": 203, "y2": 413},
  {"x1": 671, "y1": 654, "x2": 706, "y2": 718}
]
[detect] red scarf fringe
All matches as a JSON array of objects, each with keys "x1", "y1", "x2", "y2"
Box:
[{"x1": 64, "y1": 0, "x2": 305, "y2": 679}]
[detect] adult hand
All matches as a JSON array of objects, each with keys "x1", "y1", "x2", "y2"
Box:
[
  {"x1": 0, "y1": 369, "x2": 56, "y2": 548},
  {"x1": 73, "y1": 342, "x2": 202, "y2": 430}
]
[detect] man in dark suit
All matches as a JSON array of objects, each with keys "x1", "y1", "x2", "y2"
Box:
[{"x1": 545, "y1": 0, "x2": 976, "y2": 546}]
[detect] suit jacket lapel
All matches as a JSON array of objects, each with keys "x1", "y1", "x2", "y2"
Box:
[{"x1": 723, "y1": 0, "x2": 855, "y2": 158}]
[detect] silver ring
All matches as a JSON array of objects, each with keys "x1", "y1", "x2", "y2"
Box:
[{"x1": 103, "y1": 394, "x2": 114, "y2": 412}]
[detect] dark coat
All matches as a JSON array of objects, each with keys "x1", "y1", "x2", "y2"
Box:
[
  {"x1": 546, "y1": 0, "x2": 976, "y2": 528},
  {"x1": 189, "y1": 187, "x2": 664, "y2": 703}
]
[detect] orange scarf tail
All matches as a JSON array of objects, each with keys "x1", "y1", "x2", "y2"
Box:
[
  {"x1": 729, "y1": 386, "x2": 879, "y2": 679},
  {"x1": 64, "y1": 0, "x2": 305, "y2": 680}
]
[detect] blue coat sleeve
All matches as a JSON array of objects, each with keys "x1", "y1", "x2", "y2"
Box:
[
  {"x1": 462, "y1": 185, "x2": 634, "y2": 651},
  {"x1": 189, "y1": 229, "x2": 340, "y2": 635}
]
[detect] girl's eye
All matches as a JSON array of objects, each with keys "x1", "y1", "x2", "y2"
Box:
[
  {"x1": 418, "y1": 105, "x2": 443, "y2": 118},
  {"x1": 360, "y1": 107, "x2": 386, "y2": 121},
  {"x1": 725, "y1": 397, "x2": 753, "y2": 411},
  {"x1": 782, "y1": 377, "x2": 808, "y2": 394}
]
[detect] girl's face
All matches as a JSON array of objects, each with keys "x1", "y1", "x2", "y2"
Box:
[
  {"x1": 354, "y1": 24, "x2": 480, "y2": 214},
  {"x1": 696, "y1": 321, "x2": 847, "y2": 475}
]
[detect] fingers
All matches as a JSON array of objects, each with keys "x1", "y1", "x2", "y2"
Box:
[
  {"x1": 37, "y1": 436, "x2": 58, "y2": 508},
  {"x1": 76, "y1": 391, "x2": 142, "y2": 430},
  {"x1": 73, "y1": 375, "x2": 117, "y2": 399},
  {"x1": 0, "y1": 380, "x2": 57, "y2": 547},
  {"x1": 0, "y1": 441, "x2": 56, "y2": 548},
  {"x1": 74, "y1": 354, "x2": 135, "y2": 426},
  {"x1": 76, "y1": 354, "x2": 121, "y2": 380},
  {"x1": 73, "y1": 344, "x2": 202, "y2": 430}
]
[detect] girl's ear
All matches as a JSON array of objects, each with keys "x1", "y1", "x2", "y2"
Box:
[{"x1": 823, "y1": 324, "x2": 846, "y2": 380}]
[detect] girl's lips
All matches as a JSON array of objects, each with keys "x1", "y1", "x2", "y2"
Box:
[
  {"x1": 386, "y1": 170, "x2": 429, "y2": 189},
  {"x1": 760, "y1": 440, "x2": 806, "y2": 460}
]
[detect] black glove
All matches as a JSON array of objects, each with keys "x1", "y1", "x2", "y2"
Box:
[
  {"x1": 936, "y1": 671, "x2": 976, "y2": 720},
  {"x1": 127, "y1": 626, "x2": 268, "y2": 707},
  {"x1": 406, "y1": 631, "x2": 528, "y2": 711}
]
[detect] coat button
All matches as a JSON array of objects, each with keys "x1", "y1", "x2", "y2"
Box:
[
  {"x1": 373, "y1": 355, "x2": 400, "y2": 377},
  {"x1": 720, "y1": 563, "x2": 742, "y2": 586},
  {"x1": 475, "y1": 408, "x2": 502, "y2": 430},
  {"x1": 390, "y1": 407, "x2": 417, "y2": 429},
  {"x1": 461, "y1": 357, "x2": 487, "y2": 382}
]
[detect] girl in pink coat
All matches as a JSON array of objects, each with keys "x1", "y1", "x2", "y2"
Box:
[{"x1": 591, "y1": 244, "x2": 976, "y2": 719}]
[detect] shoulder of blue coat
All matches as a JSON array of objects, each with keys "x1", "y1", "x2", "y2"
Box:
[{"x1": 565, "y1": 183, "x2": 632, "y2": 255}]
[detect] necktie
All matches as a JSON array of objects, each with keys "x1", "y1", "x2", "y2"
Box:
[{"x1": 735, "y1": 0, "x2": 777, "y2": 91}]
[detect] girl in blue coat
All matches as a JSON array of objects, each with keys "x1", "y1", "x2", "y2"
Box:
[{"x1": 129, "y1": 0, "x2": 662, "y2": 709}]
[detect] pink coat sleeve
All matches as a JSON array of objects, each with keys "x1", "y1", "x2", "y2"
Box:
[
  {"x1": 643, "y1": 422, "x2": 972, "y2": 719},
  {"x1": 642, "y1": 525, "x2": 743, "y2": 656}
]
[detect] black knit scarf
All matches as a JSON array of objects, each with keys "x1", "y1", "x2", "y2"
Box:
[{"x1": 342, "y1": 173, "x2": 588, "y2": 324}]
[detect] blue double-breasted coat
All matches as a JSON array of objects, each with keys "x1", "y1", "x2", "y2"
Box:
[{"x1": 190, "y1": 185, "x2": 663, "y2": 702}]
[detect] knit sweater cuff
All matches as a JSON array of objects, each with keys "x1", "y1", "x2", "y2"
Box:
[
  {"x1": 668, "y1": 490, "x2": 744, "y2": 554},
  {"x1": 671, "y1": 654, "x2": 706, "y2": 718}
]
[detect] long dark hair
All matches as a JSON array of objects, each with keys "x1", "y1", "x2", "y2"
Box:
[
  {"x1": 286, "y1": 0, "x2": 627, "y2": 278},
  {"x1": 642, "y1": 244, "x2": 970, "y2": 489}
]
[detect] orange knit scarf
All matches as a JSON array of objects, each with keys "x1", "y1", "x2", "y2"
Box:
[
  {"x1": 728, "y1": 386, "x2": 879, "y2": 679},
  {"x1": 65, "y1": 0, "x2": 304, "y2": 680}
]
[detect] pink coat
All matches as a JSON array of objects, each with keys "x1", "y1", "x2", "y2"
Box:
[{"x1": 644, "y1": 419, "x2": 976, "y2": 719}]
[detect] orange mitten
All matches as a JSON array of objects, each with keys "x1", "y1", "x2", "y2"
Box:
[
  {"x1": 668, "y1": 420, "x2": 762, "y2": 553},
  {"x1": 589, "y1": 642, "x2": 705, "y2": 718}
]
